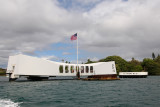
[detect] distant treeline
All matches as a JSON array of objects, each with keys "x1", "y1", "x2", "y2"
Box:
[
  {"x1": 0, "y1": 68, "x2": 6, "y2": 76},
  {"x1": 86, "y1": 53, "x2": 160, "y2": 75}
]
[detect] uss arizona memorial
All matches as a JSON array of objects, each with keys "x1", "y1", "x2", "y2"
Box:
[{"x1": 6, "y1": 54, "x2": 118, "y2": 81}]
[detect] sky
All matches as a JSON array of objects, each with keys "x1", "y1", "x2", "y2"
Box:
[{"x1": 0, "y1": 0, "x2": 160, "y2": 68}]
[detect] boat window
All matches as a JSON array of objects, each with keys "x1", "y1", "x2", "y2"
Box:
[
  {"x1": 59, "y1": 65, "x2": 63, "y2": 73},
  {"x1": 86, "y1": 66, "x2": 89, "y2": 73},
  {"x1": 70, "y1": 66, "x2": 74, "y2": 73},
  {"x1": 90, "y1": 66, "x2": 93, "y2": 73},
  {"x1": 81, "y1": 66, "x2": 84, "y2": 73},
  {"x1": 65, "y1": 65, "x2": 69, "y2": 73},
  {"x1": 76, "y1": 66, "x2": 79, "y2": 72}
]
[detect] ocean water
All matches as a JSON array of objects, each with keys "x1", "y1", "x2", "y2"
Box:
[{"x1": 0, "y1": 76, "x2": 160, "y2": 107}]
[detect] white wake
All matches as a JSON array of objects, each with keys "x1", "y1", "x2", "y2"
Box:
[{"x1": 0, "y1": 99, "x2": 21, "y2": 107}]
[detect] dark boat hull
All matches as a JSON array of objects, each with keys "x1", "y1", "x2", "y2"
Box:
[{"x1": 119, "y1": 75, "x2": 147, "y2": 78}]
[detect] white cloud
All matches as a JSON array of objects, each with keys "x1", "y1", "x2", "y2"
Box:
[
  {"x1": 41, "y1": 55, "x2": 58, "y2": 61},
  {"x1": 62, "y1": 52, "x2": 72, "y2": 55},
  {"x1": 80, "y1": 0, "x2": 160, "y2": 59},
  {"x1": 0, "y1": 0, "x2": 160, "y2": 67}
]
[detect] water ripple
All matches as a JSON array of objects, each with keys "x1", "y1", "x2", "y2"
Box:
[{"x1": 0, "y1": 76, "x2": 160, "y2": 107}]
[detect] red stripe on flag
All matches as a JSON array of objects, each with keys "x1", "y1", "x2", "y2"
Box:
[{"x1": 71, "y1": 33, "x2": 77, "y2": 41}]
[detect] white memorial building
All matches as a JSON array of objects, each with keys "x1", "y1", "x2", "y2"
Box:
[{"x1": 6, "y1": 54, "x2": 118, "y2": 81}]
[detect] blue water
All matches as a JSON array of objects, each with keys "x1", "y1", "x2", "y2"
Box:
[{"x1": 0, "y1": 76, "x2": 160, "y2": 107}]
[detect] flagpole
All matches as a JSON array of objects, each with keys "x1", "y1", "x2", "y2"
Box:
[
  {"x1": 77, "y1": 33, "x2": 78, "y2": 66},
  {"x1": 77, "y1": 33, "x2": 80, "y2": 79}
]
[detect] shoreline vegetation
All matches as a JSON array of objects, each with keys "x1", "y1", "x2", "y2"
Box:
[
  {"x1": 0, "y1": 68, "x2": 6, "y2": 76},
  {"x1": 86, "y1": 53, "x2": 160, "y2": 75},
  {"x1": 0, "y1": 53, "x2": 160, "y2": 76}
]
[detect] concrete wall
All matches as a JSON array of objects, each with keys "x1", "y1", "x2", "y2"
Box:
[{"x1": 7, "y1": 54, "x2": 117, "y2": 79}]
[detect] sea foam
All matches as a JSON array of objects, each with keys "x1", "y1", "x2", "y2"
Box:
[{"x1": 0, "y1": 99, "x2": 21, "y2": 107}]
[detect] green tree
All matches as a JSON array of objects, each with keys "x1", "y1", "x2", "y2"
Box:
[
  {"x1": 99, "y1": 56, "x2": 129, "y2": 73},
  {"x1": 65, "y1": 66, "x2": 69, "y2": 73},
  {"x1": 0, "y1": 68, "x2": 6, "y2": 76},
  {"x1": 61, "y1": 59, "x2": 64, "y2": 63},
  {"x1": 128, "y1": 57, "x2": 143, "y2": 72},
  {"x1": 59, "y1": 65, "x2": 63, "y2": 73},
  {"x1": 130, "y1": 57, "x2": 141, "y2": 65},
  {"x1": 86, "y1": 59, "x2": 96, "y2": 64},
  {"x1": 87, "y1": 59, "x2": 91, "y2": 63},
  {"x1": 152, "y1": 52, "x2": 155, "y2": 60},
  {"x1": 128, "y1": 64, "x2": 143, "y2": 72},
  {"x1": 155, "y1": 55, "x2": 160, "y2": 64},
  {"x1": 142, "y1": 58, "x2": 160, "y2": 75}
]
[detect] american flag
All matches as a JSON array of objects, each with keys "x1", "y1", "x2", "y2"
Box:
[{"x1": 71, "y1": 33, "x2": 77, "y2": 41}]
